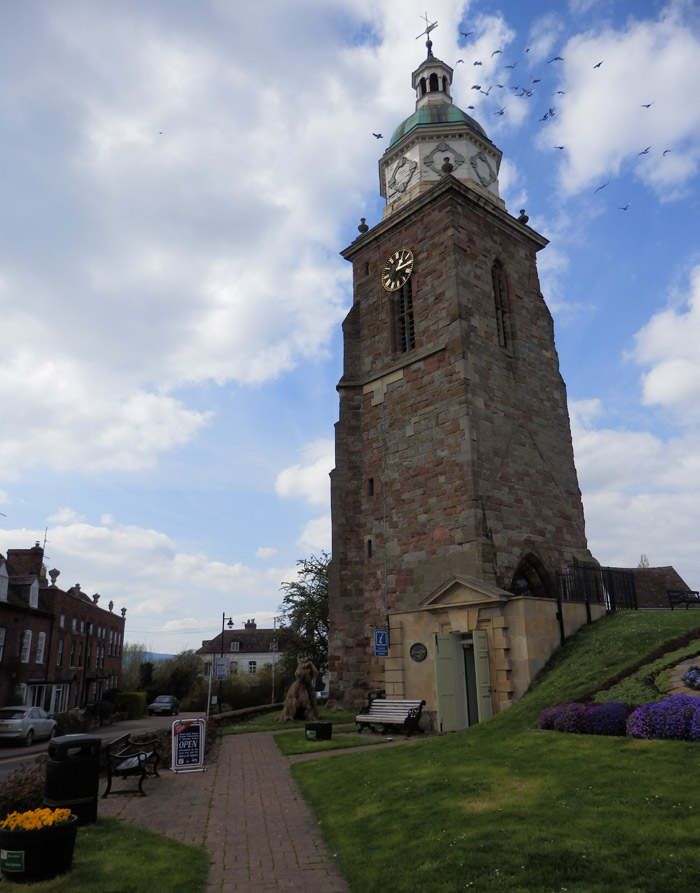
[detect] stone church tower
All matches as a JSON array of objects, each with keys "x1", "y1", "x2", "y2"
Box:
[{"x1": 328, "y1": 37, "x2": 598, "y2": 730}]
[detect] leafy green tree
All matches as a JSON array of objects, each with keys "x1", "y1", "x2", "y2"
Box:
[
  {"x1": 152, "y1": 650, "x2": 203, "y2": 701},
  {"x1": 276, "y1": 553, "x2": 329, "y2": 686},
  {"x1": 120, "y1": 642, "x2": 148, "y2": 691}
]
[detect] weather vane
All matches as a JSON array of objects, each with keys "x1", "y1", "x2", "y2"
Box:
[{"x1": 416, "y1": 12, "x2": 438, "y2": 56}]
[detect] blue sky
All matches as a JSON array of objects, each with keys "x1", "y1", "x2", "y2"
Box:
[{"x1": 1, "y1": 0, "x2": 699, "y2": 653}]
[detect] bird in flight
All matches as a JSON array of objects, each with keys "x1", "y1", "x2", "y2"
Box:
[
  {"x1": 471, "y1": 84, "x2": 481, "y2": 90},
  {"x1": 480, "y1": 86, "x2": 492, "y2": 95},
  {"x1": 495, "y1": 107, "x2": 506, "y2": 116},
  {"x1": 594, "y1": 183, "x2": 608, "y2": 193},
  {"x1": 554, "y1": 90, "x2": 566, "y2": 95},
  {"x1": 548, "y1": 56, "x2": 564, "y2": 63},
  {"x1": 491, "y1": 49, "x2": 502, "y2": 57},
  {"x1": 461, "y1": 31, "x2": 474, "y2": 38},
  {"x1": 663, "y1": 149, "x2": 672, "y2": 155},
  {"x1": 456, "y1": 59, "x2": 464, "y2": 64},
  {"x1": 554, "y1": 145, "x2": 565, "y2": 150},
  {"x1": 593, "y1": 60, "x2": 604, "y2": 68},
  {"x1": 505, "y1": 60, "x2": 518, "y2": 69},
  {"x1": 641, "y1": 102, "x2": 654, "y2": 108},
  {"x1": 372, "y1": 133, "x2": 383, "y2": 139},
  {"x1": 473, "y1": 60, "x2": 482, "y2": 65},
  {"x1": 618, "y1": 204, "x2": 630, "y2": 211},
  {"x1": 638, "y1": 146, "x2": 651, "y2": 155}
]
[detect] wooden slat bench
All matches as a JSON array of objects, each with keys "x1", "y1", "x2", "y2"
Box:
[
  {"x1": 356, "y1": 698, "x2": 426, "y2": 736},
  {"x1": 668, "y1": 589, "x2": 700, "y2": 610},
  {"x1": 102, "y1": 733, "x2": 161, "y2": 797}
]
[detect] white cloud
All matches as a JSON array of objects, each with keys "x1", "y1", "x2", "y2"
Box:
[
  {"x1": 256, "y1": 547, "x2": 278, "y2": 559},
  {"x1": 633, "y1": 265, "x2": 700, "y2": 419},
  {"x1": 548, "y1": 5, "x2": 700, "y2": 196},
  {"x1": 297, "y1": 515, "x2": 332, "y2": 553},
  {"x1": 275, "y1": 440, "x2": 334, "y2": 506},
  {"x1": 47, "y1": 507, "x2": 84, "y2": 524}
]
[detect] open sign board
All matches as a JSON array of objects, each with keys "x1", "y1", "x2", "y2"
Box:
[{"x1": 172, "y1": 718, "x2": 206, "y2": 772}]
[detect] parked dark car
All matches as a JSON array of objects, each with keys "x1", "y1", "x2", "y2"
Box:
[
  {"x1": 0, "y1": 706, "x2": 57, "y2": 746},
  {"x1": 147, "y1": 695, "x2": 180, "y2": 716}
]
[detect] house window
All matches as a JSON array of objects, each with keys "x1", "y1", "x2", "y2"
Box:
[
  {"x1": 57, "y1": 638, "x2": 64, "y2": 667},
  {"x1": 20, "y1": 630, "x2": 32, "y2": 663},
  {"x1": 230, "y1": 660, "x2": 238, "y2": 674},
  {"x1": 230, "y1": 641, "x2": 240, "y2": 652},
  {"x1": 269, "y1": 640, "x2": 278, "y2": 652},
  {"x1": 80, "y1": 620, "x2": 85, "y2": 634},
  {"x1": 391, "y1": 280, "x2": 415, "y2": 353},
  {"x1": 0, "y1": 566, "x2": 8, "y2": 601},
  {"x1": 36, "y1": 632, "x2": 46, "y2": 664},
  {"x1": 492, "y1": 260, "x2": 510, "y2": 349},
  {"x1": 118, "y1": 633, "x2": 122, "y2": 656},
  {"x1": 72, "y1": 618, "x2": 78, "y2": 633},
  {"x1": 109, "y1": 631, "x2": 113, "y2": 655},
  {"x1": 59, "y1": 614, "x2": 65, "y2": 629},
  {"x1": 0, "y1": 627, "x2": 5, "y2": 661},
  {"x1": 88, "y1": 623, "x2": 93, "y2": 635},
  {"x1": 29, "y1": 580, "x2": 39, "y2": 609},
  {"x1": 69, "y1": 640, "x2": 75, "y2": 667},
  {"x1": 78, "y1": 643, "x2": 83, "y2": 667},
  {"x1": 248, "y1": 661, "x2": 257, "y2": 674}
]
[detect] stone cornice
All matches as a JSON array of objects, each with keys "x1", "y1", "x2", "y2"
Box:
[
  {"x1": 337, "y1": 342, "x2": 447, "y2": 391},
  {"x1": 342, "y1": 175, "x2": 548, "y2": 261}
]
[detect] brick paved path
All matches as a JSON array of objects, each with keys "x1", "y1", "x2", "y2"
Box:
[{"x1": 100, "y1": 731, "x2": 348, "y2": 892}]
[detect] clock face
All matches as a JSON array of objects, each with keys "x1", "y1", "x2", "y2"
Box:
[{"x1": 381, "y1": 248, "x2": 414, "y2": 292}]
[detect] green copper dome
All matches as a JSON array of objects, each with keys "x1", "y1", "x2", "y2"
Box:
[{"x1": 389, "y1": 103, "x2": 487, "y2": 148}]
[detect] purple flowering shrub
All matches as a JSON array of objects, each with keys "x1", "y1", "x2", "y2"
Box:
[
  {"x1": 626, "y1": 694, "x2": 700, "y2": 740},
  {"x1": 589, "y1": 700, "x2": 632, "y2": 736},
  {"x1": 538, "y1": 701, "x2": 632, "y2": 736},
  {"x1": 682, "y1": 664, "x2": 700, "y2": 691}
]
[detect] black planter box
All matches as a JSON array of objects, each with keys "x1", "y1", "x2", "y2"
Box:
[{"x1": 305, "y1": 721, "x2": 332, "y2": 741}]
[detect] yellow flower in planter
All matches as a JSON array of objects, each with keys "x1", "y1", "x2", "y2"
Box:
[{"x1": 1, "y1": 807, "x2": 72, "y2": 831}]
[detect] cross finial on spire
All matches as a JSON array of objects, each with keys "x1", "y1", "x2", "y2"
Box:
[{"x1": 416, "y1": 12, "x2": 438, "y2": 57}]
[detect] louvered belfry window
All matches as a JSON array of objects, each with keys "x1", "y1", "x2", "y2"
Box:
[{"x1": 392, "y1": 279, "x2": 415, "y2": 353}]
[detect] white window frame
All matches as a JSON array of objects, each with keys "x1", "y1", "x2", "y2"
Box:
[
  {"x1": 248, "y1": 660, "x2": 257, "y2": 674},
  {"x1": 59, "y1": 614, "x2": 66, "y2": 629},
  {"x1": 21, "y1": 630, "x2": 32, "y2": 663},
  {"x1": 57, "y1": 638, "x2": 64, "y2": 667},
  {"x1": 36, "y1": 631, "x2": 46, "y2": 664},
  {"x1": 29, "y1": 579, "x2": 39, "y2": 609}
]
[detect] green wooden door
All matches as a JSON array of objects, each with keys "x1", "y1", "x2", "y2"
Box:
[
  {"x1": 473, "y1": 628, "x2": 493, "y2": 721},
  {"x1": 434, "y1": 633, "x2": 459, "y2": 732}
]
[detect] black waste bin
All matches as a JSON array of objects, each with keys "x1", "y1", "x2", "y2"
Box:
[
  {"x1": 305, "y1": 721, "x2": 332, "y2": 741},
  {"x1": 44, "y1": 734, "x2": 101, "y2": 824}
]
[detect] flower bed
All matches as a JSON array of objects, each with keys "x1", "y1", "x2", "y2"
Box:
[
  {"x1": 1, "y1": 807, "x2": 73, "y2": 831},
  {"x1": 682, "y1": 664, "x2": 700, "y2": 691},
  {"x1": 539, "y1": 695, "x2": 700, "y2": 741}
]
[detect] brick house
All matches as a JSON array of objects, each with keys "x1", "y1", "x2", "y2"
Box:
[{"x1": 0, "y1": 543, "x2": 126, "y2": 712}]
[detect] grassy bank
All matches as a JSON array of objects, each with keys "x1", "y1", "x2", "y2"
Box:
[
  {"x1": 1, "y1": 817, "x2": 208, "y2": 891},
  {"x1": 293, "y1": 611, "x2": 700, "y2": 892}
]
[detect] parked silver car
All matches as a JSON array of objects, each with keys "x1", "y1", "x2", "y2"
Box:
[
  {"x1": 147, "y1": 695, "x2": 180, "y2": 716},
  {"x1": 0, "y1": 706, "x2": 57, "y2": 746}
]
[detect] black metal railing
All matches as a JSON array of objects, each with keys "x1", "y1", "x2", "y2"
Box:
[{"x1": 555, "y1": 565, "x2": 638, "y2": 612}]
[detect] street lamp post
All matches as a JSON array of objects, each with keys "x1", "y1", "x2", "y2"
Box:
[
  {"x1": 218, "y1": 613, "x2": 234, "y2": 714},
  {"x1": 271, "y1": 616, "x2": 280, "y2": 704}
]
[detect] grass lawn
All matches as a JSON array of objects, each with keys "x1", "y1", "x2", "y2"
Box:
[
  {"x1": 274, "y1": 729, "x2": 389, "y2": 756},
  {"x1": 5, "y1": 816, "x2": 208, "y2": 892},
  {"x1": 292, "y1": 611, "x2": 700, "y2": 893},
  {"x1": 219, "y1": 706, "x2": 357, "y2": 735}
]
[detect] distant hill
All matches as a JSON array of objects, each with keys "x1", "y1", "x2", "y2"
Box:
[{"x1": 145, "y1": 652, "x2": 175, "y2": 662}]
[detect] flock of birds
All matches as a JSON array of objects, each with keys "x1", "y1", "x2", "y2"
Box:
[{"x1": 371, "y1": 17, "x2": 674, "y2": 213}]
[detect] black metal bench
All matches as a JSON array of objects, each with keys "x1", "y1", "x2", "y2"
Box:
[
  {"x1": 668, "y1": 589, "x2": 700, "y2": 610},
  {"x1": 103, "y1": 733, "x2": 161, "y2": 797},
  {"x1": 356, "y1": 697, "x2": 426, "y2": 736}
]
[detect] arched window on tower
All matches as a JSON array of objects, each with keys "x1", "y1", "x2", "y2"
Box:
[
  {"x1": 510, "y1": 554, "x2": 555, "y2": 599},
  {"x1": 419, "y1": 77, "x2": 427, "y2": 96},
  {"x1": 391, "y1": 279, "x2": 415, "y2": 353},
  {"x1": 442, "y1": 75, "x2": 449, "y2": 94},
  {"x1": 429, "y1": 72, "x2": 439, "y2": 92},
  {"x1": 492, "y1": 260, "x2": 510, "y2": 349}
]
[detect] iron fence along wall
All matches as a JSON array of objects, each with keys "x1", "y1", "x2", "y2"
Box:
[{"x1": 555, "y1": 566, "x2": 638, "y2": 612}]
